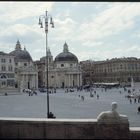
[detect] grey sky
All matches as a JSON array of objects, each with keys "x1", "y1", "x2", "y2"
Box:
[{"x1": 0, "y1": 2, "x2": 140, "y2": 61}]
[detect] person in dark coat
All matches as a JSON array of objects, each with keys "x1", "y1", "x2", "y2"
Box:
[
  {"x1": 48, "y1": 112, "x2": 56, "y2": 118},
  {"x1": 137, "y1": 106, "x2": 140, "y2": 114}
]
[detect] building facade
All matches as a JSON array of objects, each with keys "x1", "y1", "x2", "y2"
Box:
[
  {"x1": 3, "y1": 40, "x2": 140, "y2": 91},
  {"x1": 81, "y1": 57, "x2": 140, "y2": 86},
  {"x1": 9, "y1": 40, "x2": 38, "y2": 92},
  {"x1": 35, "y1": 42, "x2": 82, "y2": 88},
  {"x1": 80, "y1": 60, "x2": 95, "y2": 85},
  {"x1": 0, "y1": 52, "x2": 15, "y2": 91}
]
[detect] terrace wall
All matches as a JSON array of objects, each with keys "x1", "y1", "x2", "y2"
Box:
[{"x1": 0, "y1": 118, "x2": 139, "y2": 139}]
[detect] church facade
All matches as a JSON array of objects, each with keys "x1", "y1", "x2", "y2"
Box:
[
  {"x1": 35, "y1": 42, "x2": 82, "y2": 88},
  {"x1": 9, "y1": 40, "x2": 38, "y2": 92}
]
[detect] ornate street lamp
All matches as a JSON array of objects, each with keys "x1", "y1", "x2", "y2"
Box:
[{"x1": 38, "y1": 11, "x2": 54, "y2": 118}]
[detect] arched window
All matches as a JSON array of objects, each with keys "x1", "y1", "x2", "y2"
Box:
[
  {"x1": 61, "y1": 64, "x2": 64, "y2": 67},
  {"x1": 70, "y1": 64, "x2": 73, "y2": 67},
  {"x1": 0, "y1": 75, "x2": 7, "y2": 79}
]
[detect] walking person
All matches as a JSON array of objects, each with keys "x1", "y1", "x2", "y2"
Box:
[
  {"x1": 81, "y1": 96, "x2": 84, "y2": 101},
  {"x1": 137, "y1": 106, "x2": 140, "y2": 114},
  {"x1": 97, "y1": 94, "x2": 99, "y2": 99},
  {"x1": 130, "y1": 98, "x2": 132, "y2": 104},
  {"x1": 134, "y1": 98, "x2": 137, "y2": 104},
  {"x1": 138, "y1": 96, "x2": 140, "y2": 103}
]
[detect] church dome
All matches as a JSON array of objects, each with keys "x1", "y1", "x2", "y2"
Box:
[
  {"x1": 9, "y1": 40, "x2": 32, "y2": 61},
  {"x1": 40, "y1": 48, "x2": 53, "y2": 62},
  {"x1": 55, "y1": 42, "x2": 78, "y2": 62}
]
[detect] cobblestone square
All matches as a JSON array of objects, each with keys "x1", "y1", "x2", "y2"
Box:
[{"x1": 0, "y1": 87, "x2": 139, "y2": 127}]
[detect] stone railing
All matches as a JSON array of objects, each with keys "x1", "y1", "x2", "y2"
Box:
[
  {"x1": 0, "y1": 102, "x2": 139, "y2": 139},
  {"x1": 0, "y1": 88, "x2": 19, "y2": 94}
]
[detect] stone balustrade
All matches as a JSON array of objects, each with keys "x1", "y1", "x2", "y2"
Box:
[{"x1": 0, "y1": 102, "x2": 139, "y2": 139}]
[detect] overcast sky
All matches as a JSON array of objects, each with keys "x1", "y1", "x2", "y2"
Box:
[{"x1": 0, "y1": 2, "x2": 140, "y2": 61}]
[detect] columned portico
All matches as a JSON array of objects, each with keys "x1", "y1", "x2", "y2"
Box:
[
  {"x1": 41, "y1": 42, "x2": 82, "y2": 88},
  {"x1": 49, "y1": 72, "x2": 82, "y2": 88},
  {"x1": 9, "y1": 40, "x2": 38, "y2": 92}
]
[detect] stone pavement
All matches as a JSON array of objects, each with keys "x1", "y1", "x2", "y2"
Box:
[{"x1": 0, "y1": 87, "x2": 139, "y2": 127}]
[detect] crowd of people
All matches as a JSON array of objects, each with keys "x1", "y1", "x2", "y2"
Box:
[
  {"x1": 23, "y1": 89, "x2": 37, "y2": 96},
  {"x1": 63, "y1": 85, "x2": 140, "y2": 114},
  {"x1": 4, "y1": 84, "x2": 140, "y2": 115}
]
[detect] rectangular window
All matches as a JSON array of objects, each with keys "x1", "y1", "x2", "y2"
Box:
[
  {"x1": 8, "y1": 66, "x2": 13, "y2": 71},
  {"x1": 2, "y1": 81, "x2": 6, "y2": 86},
  {"x1": 7, "y1": 73, "x2": 14, "y2": 78},
  {"x1": 1, "y1": 58, "x2": 6, "y2": 63},
  {"x1": 7, "y1": 80, "x2": 15, "y2": 87},
  {"x1": 9, "y1": 59, "x2": 12, "y2": 63},
  {"x1": 1, "y1": 66, "x2": 6, "y2": 71}
]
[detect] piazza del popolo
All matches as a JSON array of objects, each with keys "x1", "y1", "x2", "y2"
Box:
[{"x1": 1, "y1": 40, "x2": 140, "y2": 92}]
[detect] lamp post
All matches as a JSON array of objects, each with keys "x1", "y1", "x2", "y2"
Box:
[{"x1": 38, "y1": 11, "x2": 54, "y2": 118}]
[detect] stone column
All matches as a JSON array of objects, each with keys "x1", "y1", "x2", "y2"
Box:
[
  {"x1": 33, "y1": 74, "x2": 35, "y2": 89},
  {"x1": 24, "y1": 75, "x2": 26, "y2": 88},
  {"x1": 72, "y1": 74, "x2": 73, "y2": 87},
  {"x1": 77, "y1": 74, "x2": 79, "y2": 86},
  {"x1": 69, "y1": 74, "x2": 70, "y2": 87},
  {"x1": 79, "y1": 74, "x2": 81, "y2": 86},
  {"x1": 36, "y1": 73, "x2": 38, "y2": 89},
  {"x1": 55, "y1": 72, "x2": 57, "y2": 88},
  {"x1": 20, "y1": 75, "x2": 24, "y2": 93},
  {"x1": 29, "y1": 74, "x2": 31, "y2": 89},
  {"x1": 65, "y1": 74, "x2": 67, "y2": 88}
]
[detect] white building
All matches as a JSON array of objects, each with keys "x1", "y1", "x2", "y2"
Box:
[
  {"x1": 9, "y1": 40, "x2": 38, "y2": 92},
  {"x1": 41, "y1": 42, "x2": 82, "y2": 88}
]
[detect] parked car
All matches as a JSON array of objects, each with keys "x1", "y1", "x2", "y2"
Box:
[
  {"x1": 39, "y1": 88, "x2": 47, "y2": 93},
  {"x1": 23, "y1": 89, "x2": 32, "y2": 93}
]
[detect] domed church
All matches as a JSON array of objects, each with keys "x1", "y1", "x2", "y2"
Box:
[
  {"x1": 9, "y1": 40, "x2": 38, "y2": 92},
  {"x1": 46, "y1": 42, "x2": 82, "y2": 88}
]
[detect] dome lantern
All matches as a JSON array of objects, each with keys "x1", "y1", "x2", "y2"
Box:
[
  {"x1": 15, "y1": 40, "x2": 21, "y2": 50},
  {"x1": 63, "y1": 42, "x2": 69, "y2": 53}
]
